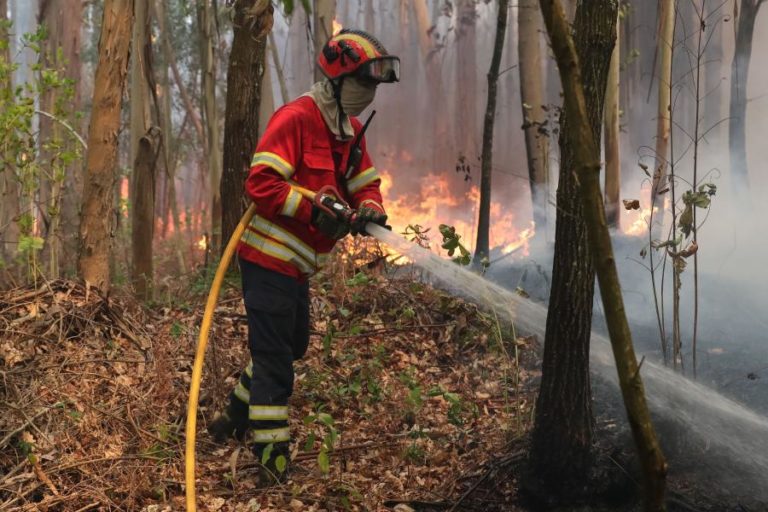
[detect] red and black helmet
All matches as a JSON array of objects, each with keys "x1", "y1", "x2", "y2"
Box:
[{"x1": 318, "y1": 29, "x2": 400, "y2": 83}]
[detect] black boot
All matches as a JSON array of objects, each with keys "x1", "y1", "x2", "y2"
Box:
[
  {"x1": 207, "y1": 401, "x2": 248, "y2": 444},
  {"x1": 252, "y1": 441, "x2": 291, "y2": 486}
]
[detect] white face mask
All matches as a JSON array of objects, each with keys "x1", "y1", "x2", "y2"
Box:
[{"x1": 340, "y1": 77, "x2": 377, "y2": 116}]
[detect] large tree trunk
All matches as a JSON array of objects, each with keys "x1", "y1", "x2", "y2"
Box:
[
  {"x1": 313, "y1": 0, "x2": 335, "y2": 82},
  {"x1": 729, "y1": 0, "x2": 762, "y2": 204},
  {"x1": 518, "y1": 0, "x2": 549, "y2": 236},
  {"x1": 78, "y1": 0, "x2": 135, "y2": 292},
  {"x1": 650, "y1": 0, "x2": 675, "y2": 228},
  {"x1": 199, "y1": 0, "x2": 223, "y2": 253},
  {"x1": 525, "y1": 0, "x2": 617, "y2": 503},
  {"x1": 603, "y1": 10, "x2": 620, "y2": 229},
  {"x1": 538, "y1": 0, "x2": 668, "y2": 508},
  {"x1": 0, "y1": 0, "x2": 20, "y2": 274},
  {"x1": 38, "y1": 0, "x2": 83, "y2": 278},
  {"x1": 473, "y1": 0, "x2": 509, "y2": 266},
  {"x1": 220, "y1": 1, "x2": 272, "y2": 249}
]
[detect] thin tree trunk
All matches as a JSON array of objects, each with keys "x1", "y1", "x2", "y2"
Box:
[
  {"x1": 539, "y1": 0, "x2": 668, "y2": 509},
  {"x1": 518, "y1": 0, "x2": 549, "y2": 235},
  {"x1": 313, "y1": 0, "x2": 336, "y2": 82},
  {"x1": 650, "y1": 0, "x2": 675, "y2": 230},
  {"x1": 473, "y1": 0, "x2": 508, "y2": 266},
  {"x1": 220, "y1": 1, "x2": 272, "y2": 250},
  {"x1": 38, "y1": 0, "x2": 83, "y2": 278},
  {"x1": 78, "y1": 0, "x2": 135, "y2": 292},
  {"x1": 526, "y1": 0, "x2": 617, "y2": 502},
  {"x1": 455, "y1": 0, "x2": 477, "y2": 163},
  {"x1": 199, "y1": 0, "x2": 223, "y2": 253},
  {"x1": 604, "y1": 10, "x2": 620, "y2": 229},
  {"x1": 0, "y1": 0, "x2": 20, "y2": 273},
  {"x1": 154, "y1": 0, "x2": 185, "y2": 271},
  {"x1": 260, "y1": 55, "x2": 275, "y2": 135},
  {"x1": 729, "y1": 0, "x2": 762, "y2": 205},
  {"x1": 129, "y1": 0, "x2": 155, "y2": 299},
  {"x1": 131, "y1": 128, "x2": 159, "y2": 298}
]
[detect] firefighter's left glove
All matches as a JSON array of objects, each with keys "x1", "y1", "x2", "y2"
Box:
[
  {"x1": 312, "y1": 205, "x2": 350, "y2": 240},
  {"x1": 351, "y1": 206, "x2": 388, "y2": 237}
]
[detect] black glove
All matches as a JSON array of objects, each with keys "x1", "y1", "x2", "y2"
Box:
[
  {"x1": 350, "y1": 206, "x2": 388, "y2": 236},
  {"x1": 311, "y1": 205, "x2": 350, "y2": 240}
]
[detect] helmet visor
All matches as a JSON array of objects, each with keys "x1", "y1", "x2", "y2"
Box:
[{"x1": 359, "y1": 57, "x2": 400, "y2": 83}]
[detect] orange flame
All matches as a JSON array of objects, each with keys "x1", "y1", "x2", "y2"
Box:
[
  {"x1": 378, "y1": 160, "x2": 535, "y2": 261},
  {"x1": 197, "y1": 234, "x2": 208, "y2": 251}
]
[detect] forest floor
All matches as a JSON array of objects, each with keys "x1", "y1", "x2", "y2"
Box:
[{"x1": 0, "y1": 258, "x2": 762, "y2": 511}]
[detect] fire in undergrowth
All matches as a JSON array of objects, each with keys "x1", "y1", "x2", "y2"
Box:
[
  {"x1": 377, "y1": 167, "x2": 535, "y2": 260},
  {"x1": 332, "y1": 18, "x2": 343, "y2": 36}
]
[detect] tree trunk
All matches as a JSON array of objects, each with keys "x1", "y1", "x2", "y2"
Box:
[
  {"x1": 0, "y1": 0, "x2": 20, "y2": 273},
  {"x1": 729, "y1": 0, "x2": 762, "y2": 204},
  {"x1": 313, "y1": 0, "x2": 335, "y2": 82},
  {"x1": 220, "y1": 1, "x2": 272, "y2": 250},
  {"x1": 538, "y1": 0, "x2": 668, "y2": 509},
  {"x1": 37, "y1": 0, "x2": 83, "y2": 279},
  {"x1": 78, "y1": 0, "x2": 135, "y2": 292},
  {"x1": 129, "y1": 0, "x2": 155, "y2": 299},
  {"x1": 603, "y1": 10, "x2": 620, "y2": 229},
  {"x1": 650, "y1": 0, "x2": 675, "y2": 227},
  {"x1": 455, "y1": 0, "x2": 477, "y2": 164},
  {"x1": 518, "y1": 0, "x2": 549, "y2": 235},
  {"x1": 154, "y1": 0, "x2": 185, "y2": 271},
  {"x1": 473, "y1": 0, "x2": 509, "y2": 266},
  {"x1": 131, "y1": 128, "x2": 158, "y2": 298},
  {"x1": 703, "y1": 1, "x2": 724, "y2": 143},
  {"x1": 199, "y1": 0, "x2": 223, "y2": 253},
  {"x1": 268, "y1": 31, "x2": 289, "y2": 105},
  {"x1": 413, "y1": 0, "x2": 449, "y2": 171},
  {"x1": 526, "y1": 0, "x2": 617, "y2": 503}
]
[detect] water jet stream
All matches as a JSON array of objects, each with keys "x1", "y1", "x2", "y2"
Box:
[{"x1": 368, "y1": 224, "x2": 768, "y2": 499}]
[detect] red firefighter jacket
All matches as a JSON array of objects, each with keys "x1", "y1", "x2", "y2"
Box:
[{"x1": 237, "y1": 95, "x2": 385, "y2": 280}]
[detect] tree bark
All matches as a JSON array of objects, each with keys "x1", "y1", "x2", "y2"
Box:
[
  {"x1": 604, "y1": 10, "x2": 620, "y2": 229},
  {"x1": 650, "y1": 0, "x2": 675, "y2": 227},
  {"x1": 455, "y1": 0, "x2": 477, "y2": 164},
  {"x1": 518, "y1": 0, "x2": 549, "y2": 235},
  {"x1": 199, "y1": 0, "x2": 223, "y2": 253},
  {"x1": 38, "y1": 0, "x2": 83, "y2": 278},
  {"x1": 538, "y1": 0, "x2": 668, "y2": 510},
  {"x1": 526, "y1": 0, "x2": 617, "y2": 503},
  {"x1": 0, "y1": 0, "x2": 21, "y2": 273},
  {"x1": 729, "y1": 0, "x2": 763, "y2": 204},
  {"x1": 220, "y1": 0, "x2": 272, "y2": 250},
  {"x1": 313, "y1": 0, "x2": 335, "y2": 82},
  {"x1": 131, "y1": 127, "x2": 159, "y2": 299},
  {"x1": 78, "y1": 0, "x2": 135, "y2": 292},
  {"x1": 473, "y1": 0, "x2": 509, "y2": 266}
]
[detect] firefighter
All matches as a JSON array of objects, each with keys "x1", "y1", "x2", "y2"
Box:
[{"x1": 207, "y1": 29, "x2": 400, "y2": 483}]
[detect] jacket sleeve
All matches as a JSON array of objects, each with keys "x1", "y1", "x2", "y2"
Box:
[
  {"x1": 245, "y1": 107, "x2": 313, "y2": 224},
  {"x1": 345, "y1": 134, "x2": 386, "y2": 215}
]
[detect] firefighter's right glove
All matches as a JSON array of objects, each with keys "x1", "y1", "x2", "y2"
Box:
[
  {"x1": 350, "y1": 206, "x2": 388, "y2": 237},
  {"x1": 311, "y1": 205, "x2": 350, "y2": 240}
]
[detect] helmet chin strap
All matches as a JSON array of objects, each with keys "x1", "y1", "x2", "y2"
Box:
[{"x1": 331, "y1": 77, "x2": 347, "y2": 139}]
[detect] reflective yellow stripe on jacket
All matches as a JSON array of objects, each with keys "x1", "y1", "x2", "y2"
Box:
[
  {"x1": 240, "y1": 214, "x2": 330, "y2": 275},
  {"x1": 347, "y1": 166, "x2": 379, "y2": 194}
]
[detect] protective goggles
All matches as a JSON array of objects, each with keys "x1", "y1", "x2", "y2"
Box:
[{"x1": 358, "y1": 57, "x2": 401, "y2": 83}]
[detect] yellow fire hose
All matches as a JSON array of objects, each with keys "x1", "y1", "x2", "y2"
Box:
[{"x1": 184, "y1": 185, "x2": 318, "y2": 511}]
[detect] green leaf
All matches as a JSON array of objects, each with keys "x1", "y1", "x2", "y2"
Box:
[
  {"x1": 261, "y1": 443, "x2": 274, "y2": 465},
  {"x1": 275, "y1": 455, "x2": 287, "y2": 473},
  {"x1": 304, "y1": 432, "x2": 316, "y2": 451},
  {"x1": 318, "y1": 412, "x2": 334, "y2": 427},
  {"x1": 318, "y1": 450, "x2": 330, "y2": 474},
  {"x1": 679, "y1": 204, "x2": 694, "y2": 237}
]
